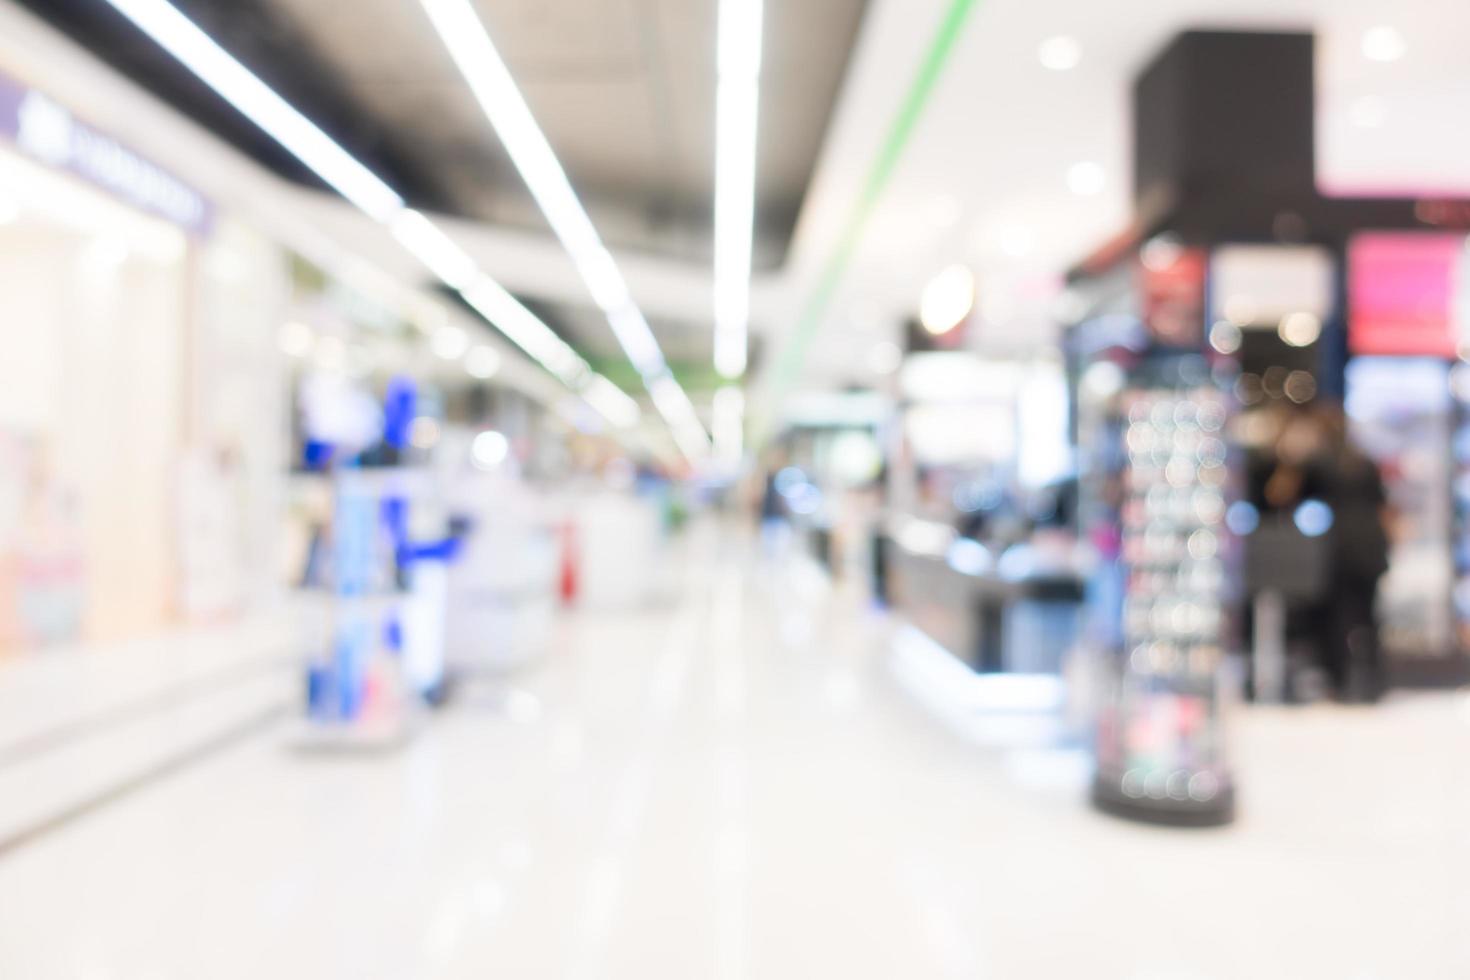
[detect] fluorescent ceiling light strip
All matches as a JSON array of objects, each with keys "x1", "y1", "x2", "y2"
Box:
[
  {"x1": 103, "y1": 0, "x2": 403, "y2": 222},
  {"x1": 390, "y1": 209, "x2": 478, "y2": 289},
  {"x1": 713, "y1": 78, "x2": 757, "y2": 377},
  {"x1": 462, "y1": 276, "x2": 588, "y2": 386},
  {"x1": 718, "y1": 0, "x2": 764, "y2": 77},
  {"x1": 670, "y1": 426, "x2": 711, "y2": 464},
  {"x1": 712, "y1": 384, "x2": 745, "y2": 464},
  {"x1": 583, "y1": 375, "x2": 643, "y2": 431},
  {"x1": 607, "y1": 305, "x2": 670, "y2": 377},
  {"x1": 713, "y1": 0, "x2": 762, "y2": 381},
  {"x1": 649, "y1": 372, "x2": 710, "y2": 459},
  {"x1": 648, "y1": 374, "x2": 697, "y2": 427},
  {"x1": 102, "y1": 0, "x2": 639, "y2": 430},
  {"x1": 762, "y1": 0, "x2": 978, "y2": 434},
  {"x1": 418, "y1": 0, "x2": 646, "y2": 328},
  {"x1": 419, "y1": 0, "x2": 706, "y2": 450}
]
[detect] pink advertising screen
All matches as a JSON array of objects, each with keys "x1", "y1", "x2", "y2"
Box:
[{"x1": 1348, "y1": 233, "x2": 1467, "y2": 357}]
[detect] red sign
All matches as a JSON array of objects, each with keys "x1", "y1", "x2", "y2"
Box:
[
  {"x1": 1349, "y1": 233, "x2": 1466, "y2": 357},
  {"x1": 1138, "y1": 247, "x2": 1207, "y2": 347}
]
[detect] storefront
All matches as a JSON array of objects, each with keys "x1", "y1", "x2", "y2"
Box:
[
  {"x1": 1342, "y1": 232, "x2": 1470, "y2": 677},
  {"x1": 0, "y1": 69, "x2": 288, "y2": 650},
  {"x1": 1064, "y1": 29, "x2": 1470, "y2": 826}
]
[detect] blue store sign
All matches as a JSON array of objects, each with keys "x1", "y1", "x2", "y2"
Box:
[{"x1": 0, "y1": 70, "x2": 212, "y2": 235}]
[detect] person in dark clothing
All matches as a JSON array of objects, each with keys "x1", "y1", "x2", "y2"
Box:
[
  {"x1": 1316, "y1": 414, "x2": 1391, "y2": 701},
  {"x1": 1259, "y1": 405, "x2": 1392, "y2": 701},
  {"x1": 757, "y1": 454, "x2": 793, "y2": 558},
  {"x1": 759, "y1": 468, "x2": 785, "y2": 523}
]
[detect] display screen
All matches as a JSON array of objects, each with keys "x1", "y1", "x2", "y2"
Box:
[
  {"x1": 1348, "y1": 233, "x2": 1468, "y2": 357},
  {"x1": 1346, "y1": 357, "x2": 1455, "y2": 658}
]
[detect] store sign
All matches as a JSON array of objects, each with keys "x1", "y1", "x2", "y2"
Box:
[
  {"x1": 1210, "y1": 245, "x2": 1334, "y2": 326},
  {"x1": 1349, "y1": 233, "x2": 1467, "y2": 357},
  {"x1": 1138, "y1": 246, "x2": 1206, "y2": 346},
  {"x1": 0, "y1": 72, "x2": 211, "y2": 235}
]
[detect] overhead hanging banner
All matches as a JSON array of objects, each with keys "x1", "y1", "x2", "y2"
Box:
[{"x1": 0, "y1": 69, "x2": 212, "y2": 235}]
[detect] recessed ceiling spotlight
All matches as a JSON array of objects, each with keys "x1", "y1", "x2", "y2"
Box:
[
  {"x1": 926, "y1": 195, "x2": 963, "y2": 228},
  {"x1": 1349, "y1": 95, "x2": 1387, "y2": 128},
  {"x1": 919, "y1": 266, "x2": 975, "y2": 335},
  {"x1": 998, "y1": 226, "x2": 1034, "y2": 258},
  {"x1": 867, "y1": 341, "x2": 903, "y2": 375},
  {"x1": 432, "y1": 324, "x2": 469, "y2": 360},
  {"x1": 1038, "y1": 35, "x2": 1082, "y2": 72},
  {"x1": 465, "y1": 344, "x2": 502, "y2": 379},
  {"x1": 1066, "y1": 161, "x2": 1106, "y2": 196},
  {"x1": 277, "y1": 320, "x2": 314, "y2": 358},
  {"x1": 1361, "y1": 25, "x2": 1407, "y2": 63}
]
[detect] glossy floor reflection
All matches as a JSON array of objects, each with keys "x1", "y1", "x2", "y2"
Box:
[{"x1": 1, "y1": 525, "x2": 1469, "y2": 978}]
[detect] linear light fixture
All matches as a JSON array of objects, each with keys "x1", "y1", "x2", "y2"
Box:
[
  {"x1": 418, "y1": 0, "x2": 708, "y2": 452},
  {"x1": 389, "y1": 208, "x2": 478, "y2": 289},
  {"x1": 99, "y1": 0, "x2": 652, "y2": 436},
  {"x1": 712, "y1": 384, "x2": 745, "y2": 465},
  {"x1": 460, "y1": 276, "x2": 589, "y2": 386},
  {"x1": 582, "y1": 374, "x2": 643, "y2": 431},
  {"x1": 103, "y1": 0, "x2": 403, "y2": 222},
  {"x1": 714, "y1": 0, "x2": 763, "y2": 380},
  {"x1": 649, "y1": 372, "x2": 713, "y2": 462}
]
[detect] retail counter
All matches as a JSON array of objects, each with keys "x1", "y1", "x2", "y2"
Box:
[{"x1": 885, "y1": 520, "x2": 1084, "y2": 674}]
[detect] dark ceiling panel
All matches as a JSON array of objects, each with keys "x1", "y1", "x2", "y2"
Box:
[
  {"x1": 21, "y1": 0, "x2": 868, "y2": 277},
  {"x1": 14, "y1": 0, "x2": 456, "y2": 212}
]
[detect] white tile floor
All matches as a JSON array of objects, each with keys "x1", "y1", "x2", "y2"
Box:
[
  {"x1": 2, "y1": 526, "x2": 1469, "y2": 978},
  {"x1": 0, "y1": 619, "x2": 296, "y2": 849}
]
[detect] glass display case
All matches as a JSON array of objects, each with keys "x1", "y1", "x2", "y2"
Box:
[
  {"x1": 1070, "y1": 245, "x2": 1239, "y2": 825},
  {"x1": 1342, "y1": 232, "x2": 1470, "y2": 680},
  {"x1": 1452, "y1": 364, "x2": 1470, "y2": 652},
  {"x1": 1345, "y1": 357, "x2": 1455, "y2": 661},
  {"x1": 1078, "y1": 350, "x2": 1238, "y2": 824}
]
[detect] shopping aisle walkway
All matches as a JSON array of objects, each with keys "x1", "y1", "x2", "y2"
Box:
[{"x1": 2, "y1": 525, "x2": 1470, "y2": 978}]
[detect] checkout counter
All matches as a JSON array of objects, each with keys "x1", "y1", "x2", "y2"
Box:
[{"x1": 885, "y1": 516, "x2": 1085, "y2": 674}]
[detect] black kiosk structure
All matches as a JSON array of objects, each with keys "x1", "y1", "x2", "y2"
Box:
[{"x1": 1066, "y1": 31, "x2": 1470, "y2": 826}]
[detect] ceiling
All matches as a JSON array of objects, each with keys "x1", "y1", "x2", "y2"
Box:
[
  {"x1": 774, "y1": 0, "x2": 1470, "y2": 400},
  {"x1": 18, "y1": 0, "x2": 867, "y2": 385},
  {"x1": 20, "y1": 0, "x2": 866, "y2": 270},
  {"x1": 274, "y1": 0, "x2": 865, "y2": 271},
  {"x1": 14, "y1": 0, "x2": 1470, "y2": 421}
]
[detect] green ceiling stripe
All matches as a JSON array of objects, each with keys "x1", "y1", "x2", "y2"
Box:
[{"x1": 759, "y1": 0, "x2": 979, "y2": 433}]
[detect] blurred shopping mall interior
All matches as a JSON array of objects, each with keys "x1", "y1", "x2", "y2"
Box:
[{"x1": 4, "y1": 0, "x2": 1470, "y2": 976}]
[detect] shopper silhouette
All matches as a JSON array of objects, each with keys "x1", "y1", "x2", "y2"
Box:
[{"x1": 1259, "y1": 405, "x2": 1391, "y2": 701}]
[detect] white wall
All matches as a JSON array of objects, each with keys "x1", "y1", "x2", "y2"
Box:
[
  {"x1": 0, "y1": 162, "x2": 188, "y2": 644},
  {"x1": 187, "y1": 219, "x2": 292, "y2": 614}
]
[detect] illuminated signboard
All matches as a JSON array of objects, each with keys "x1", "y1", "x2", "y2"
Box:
[
  {"x1": 1138, "y1": 245, "x2": 1207, "y2": 347},
  {"x1": 1349, "y1": 233, "x2": 1467, "y2": 357},
  {"x1": 0, "y1": 71, "x2": 211, "y2": 235}
]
